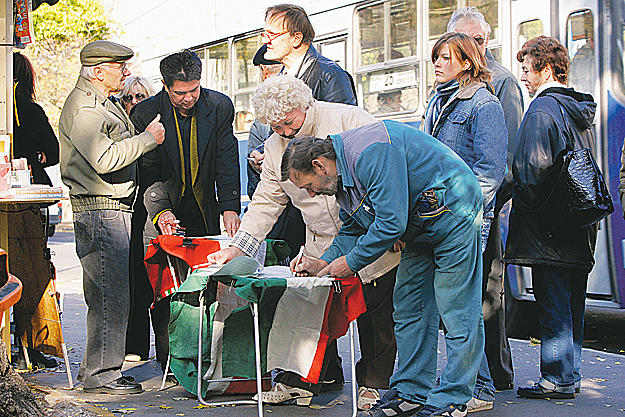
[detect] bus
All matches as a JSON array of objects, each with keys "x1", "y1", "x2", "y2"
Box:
[{"x1": 139, "y1": 0, "x2": 625, "y2": 333}]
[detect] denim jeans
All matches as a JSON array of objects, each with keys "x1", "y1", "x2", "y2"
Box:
[
  {"x1": 531, "y1": 265, "x2": 588, "y2": 393},
  {"x1": 74, "y1": 209, "x2": 132, "y2": 388},
  {"x1": 390, "y1": 207, "x2": 484, "y2": 409}
]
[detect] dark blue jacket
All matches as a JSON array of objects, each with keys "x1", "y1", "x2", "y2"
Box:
[{"x1": 505, "y1": 87, "x2": 598, "y2": 269}]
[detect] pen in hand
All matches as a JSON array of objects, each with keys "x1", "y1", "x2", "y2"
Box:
[{"x1": 293, "y1": 245, "x2": 305, "y2": 274}]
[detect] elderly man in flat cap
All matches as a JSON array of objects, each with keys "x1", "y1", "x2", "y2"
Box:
[{"x1": 59, "y1": 40, "x2": 164, "y2": 395}]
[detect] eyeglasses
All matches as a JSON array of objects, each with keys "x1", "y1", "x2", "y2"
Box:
[
  {"x1": 122, "y1": 92, "x2": 147, "y2": 103},
  {"x1": 103, "y1": 62, "x2": 128, "y2": 73},
  {"x1": 261, "y1": 30, "x2": 289, "y2": 43},
  {"x1": 473, "y1": 37, "x2": 485, "y2": 46}
]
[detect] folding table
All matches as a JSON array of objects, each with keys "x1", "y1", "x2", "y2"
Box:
[{"x1": 145, "y1": 235, "x2": 365, "y2": 417}]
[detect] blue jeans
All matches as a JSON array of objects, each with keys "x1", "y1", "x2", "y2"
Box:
[
  {"x1": 390, "y1": 207, "x2": 484, "y2": 409},
  {"x1": 531, "y1": 265, "x2": 588, "y2": 393},
  {"x1": 74, "y1": 209, "x2": 132, "y2": 389}
]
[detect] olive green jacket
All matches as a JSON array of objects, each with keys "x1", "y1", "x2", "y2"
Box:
[{"x1": 59, "y1": 76, "x2": 157, "y2": 212}]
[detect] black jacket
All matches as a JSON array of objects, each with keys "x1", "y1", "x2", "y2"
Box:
[
  {"x1": 13, "y1": 97, "x2": 59, "y2": 186},
  {"x1": 296, "y1": 45, "x2": 357, "y2": 105},
  {"x1": 130, "y1": 88, "x2": 240, "y2": 236},
  {"x1": 505, "y1": 87, "x2": 598, "y2": 269}
]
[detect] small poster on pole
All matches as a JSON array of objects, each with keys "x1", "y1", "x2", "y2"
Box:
[{"x1": 14, "y1": 0, "x2": 34, "y2": 47}]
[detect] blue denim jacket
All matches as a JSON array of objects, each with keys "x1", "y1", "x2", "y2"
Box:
[{"x1": 423, "y1": 82, "x2": 507, "y2": 218}]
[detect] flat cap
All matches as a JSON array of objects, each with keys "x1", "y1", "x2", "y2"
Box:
[
  {"x1": 80, "y1": 40, "x2": 134, "y2": 66},
  {"x1": 253, "y1": 45, "x2": 281, "y2": 66}
]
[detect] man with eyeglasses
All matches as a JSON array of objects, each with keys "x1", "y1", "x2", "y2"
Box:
[
  {"x1": 262, "y1": 4, "x2": 357, "y2": 105},
  {"x1": 446, "y1": 6, "x2": 524, "y2": 413},
  {"x1": 59, "y1": 40, "x2": 165, "y2": 395}
]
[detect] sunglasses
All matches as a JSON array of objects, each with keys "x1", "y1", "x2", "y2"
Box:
[
  {"x1": 122, "y1": 92, "x2": 147, "y2": 103},
  {"x1": 261, "y1": 30, "x2": 289, "y2": 43},
  {"x1": 473, "y1": 37, "x2": 485, "y2": 46}
]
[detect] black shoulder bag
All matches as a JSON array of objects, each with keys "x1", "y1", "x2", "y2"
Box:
[{"x1": 533, "y1": 106, "x2": 614, "y2": 232}]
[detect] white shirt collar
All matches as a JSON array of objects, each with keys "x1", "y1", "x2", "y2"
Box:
[
  {"x1": 533, "y1": 81, "x2": 566, "y2": 99},
  {"x1": 286, "y1": 52, "x2": 306, "y2": 77}
]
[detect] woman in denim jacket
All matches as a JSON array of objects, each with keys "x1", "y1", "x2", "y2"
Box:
[{"x1": 422, "y1": 32, "x2": 507, "y2": 251}]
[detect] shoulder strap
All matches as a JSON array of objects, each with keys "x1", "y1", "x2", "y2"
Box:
[{"x1": 557, "y1": 104, "x2": 576, "y2": 151}]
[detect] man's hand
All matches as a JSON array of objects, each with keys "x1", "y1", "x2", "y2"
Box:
[
  {"x1": 317, "y1": 256, "x2": 354, "y2": 278},
  {"x1": 222, "y1": 211, "x2": 241, "y2": 237},
  {"x1": 249, "y1": 150, "x2": 265, "y2": 173},
  {"x1": 146, "y1": 114, "x2": 165, "y2": 145},
  {"x1": 157, "y1": 210, "x2": 178, "y2": 235},
  {"x1": 291, "y1": 255, "x2": 327, "y2": 277},
  {"x1": 207, "y1": 246, "x2": 245, "y2": 264},
  {"x1": 392, "y1": 239, "x2": 405, "y2": 252}
]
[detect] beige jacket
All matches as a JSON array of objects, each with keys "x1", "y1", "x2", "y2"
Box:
[
  {"x1": 231, "y1": 101, "x2": 400, "y2": 283},
  {"x1": 59, "y1": 76, "x2": 157, "y2": 211}
]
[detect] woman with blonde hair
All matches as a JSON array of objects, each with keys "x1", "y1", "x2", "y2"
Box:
[{"x1": 117, "y1": 75, "x2": 155, "y2": 115}]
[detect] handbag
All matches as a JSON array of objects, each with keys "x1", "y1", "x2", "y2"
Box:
[{"x1": 532, "y1": 106, "x2": 613, "y2": 232}]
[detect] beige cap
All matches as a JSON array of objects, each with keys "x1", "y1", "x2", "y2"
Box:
[{"x1": 80, "y1": 40, "x2": 134, "y2": 66}]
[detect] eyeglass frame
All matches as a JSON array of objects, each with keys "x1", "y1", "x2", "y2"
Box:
[
  {"x1": 261, "y1": 30, "x2": 289, "y2": 44},
  {"x1": 101, "y1": 62, "x2": 128, "y2": 73},
  {"x1": 473, "y1": 36, "x2": 486, "y2": 46},
  {"x1": 121, "y1": 92, "x2": 147, "y2": 103}
]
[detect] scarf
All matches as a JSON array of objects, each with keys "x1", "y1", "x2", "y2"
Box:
[{"x1": 422, "y1": 79, "x2": 459, "y2": 135}]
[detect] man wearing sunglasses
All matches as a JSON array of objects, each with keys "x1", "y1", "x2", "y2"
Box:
[
  {"x1": 446, "y1": 6, "x2": 524, "y2": 413},
  {"x1": 262, "y1": 4, "x2": 357, "y2": 105}
]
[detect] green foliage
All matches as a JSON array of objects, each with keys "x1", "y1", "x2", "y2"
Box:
[
  {"x1": 32, "y1": 0, "x2": 113, "y2": 43},
  {"x1": 22, "y1": 0, "x2": 118, "y2": 130}
]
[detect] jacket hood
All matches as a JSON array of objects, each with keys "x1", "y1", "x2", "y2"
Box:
[{"x1": 539, "y1": 87, "x2": 596, "y2": 131}]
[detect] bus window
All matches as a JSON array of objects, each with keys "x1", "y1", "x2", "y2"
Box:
[
  {"x1": 428, "y1": 0, "x2": 500, "y2": 46},
  {"x1": 235, "y1": 35, "x2": 262, "y2": 90},
  {"x1": 205, "y1": 42, "x2": 229, "y2": 93},
  {"x1": 358, "y1": 65, "x2": 419, "y2": 115},
  {"x1": 518, "y1": 19, "x2": 543, "y2": 48},
  {"x1": 357, "y1": 0, "x2": 418, "y2": 67},
  {"x1": 356, "y1": 0, "x2": 419, "y2": 115},
  {"x1": 233, "y1": 35, "x2": 263, "y2": 133},
  {"x1": 567, "y1": 10, "x2": 595, "y2": 95}
]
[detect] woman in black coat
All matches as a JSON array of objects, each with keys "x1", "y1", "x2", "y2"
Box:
[
  {"x1": 13, "y1": 52, "x2": 59, "y2": 186},
  {"x1": 505, "y1": 36, "x2": 598, "y2": 400}
]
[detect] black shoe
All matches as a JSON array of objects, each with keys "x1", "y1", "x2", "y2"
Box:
[
  {"x1": 27, "y1": 348, "x2": 58, "y2": 369},
  {"x1": 494, "y1": 381, "x2": 514, "y2": 391},
  {"x1": 320, "y1": 378, "x2": 344, "y2": 392},
  {"x1": 83, "y1": 377, "x2": 143, "y2": 395},
  {"x1": 517, "y1": 383, "x2": 575, "y2": 399}
]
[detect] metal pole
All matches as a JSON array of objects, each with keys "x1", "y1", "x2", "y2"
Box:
[{"x1": 253, "y1": 302, "x2": 263, "y2": 417}]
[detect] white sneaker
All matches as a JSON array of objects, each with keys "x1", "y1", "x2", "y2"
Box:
[{"x1": 466, "y1": 397, "x2": 494, "y2": 413}]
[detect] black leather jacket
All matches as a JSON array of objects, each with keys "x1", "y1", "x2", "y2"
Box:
[
  {"x1": 295, "y1": 45, "x2": 357, "y2": 105},
  {"x1": 505, "y1": 87, "x2": 598, "y2": 269}
]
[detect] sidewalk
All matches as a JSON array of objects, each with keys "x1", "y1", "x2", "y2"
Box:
[
  {"x1": 19, "y1": 291, "x2": 625, "y2": 416},
  {"x1": 21, "y1": 229, "x2": 625, "y2": 416}
]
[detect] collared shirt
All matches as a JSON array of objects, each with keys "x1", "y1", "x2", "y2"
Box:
[
  {"x1": 285, "y1": 51, "x2": 307, "y2": 77},
  {"x1": 533, "y1": 81, "x2": 567, "y2": 102}
]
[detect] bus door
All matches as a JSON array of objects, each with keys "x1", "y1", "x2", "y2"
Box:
[{"x1": 560, "y1": 1, "x2": 619, "y2": 307}]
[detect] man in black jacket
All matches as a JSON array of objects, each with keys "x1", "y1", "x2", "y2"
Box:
[
  {"x1": 129, "y1": 49, "x2": 240, "y2": 370},
  {"x1": 261, "y1": 3, "x2": 357, "y2": 105}
]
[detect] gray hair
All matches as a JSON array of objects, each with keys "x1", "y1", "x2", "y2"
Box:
[
  {"x1": 252, "y1": 75, "x2": 314, "y2": 125},
  {"x1": 117, "y1": 75, "x2": 156, "y2": 99},
  {"x1": 80, "y1": 65, "x2": 97, "y2": 80},
  {"x1": 447, "y1": 6, "x2": 491, "y2": 36}
]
